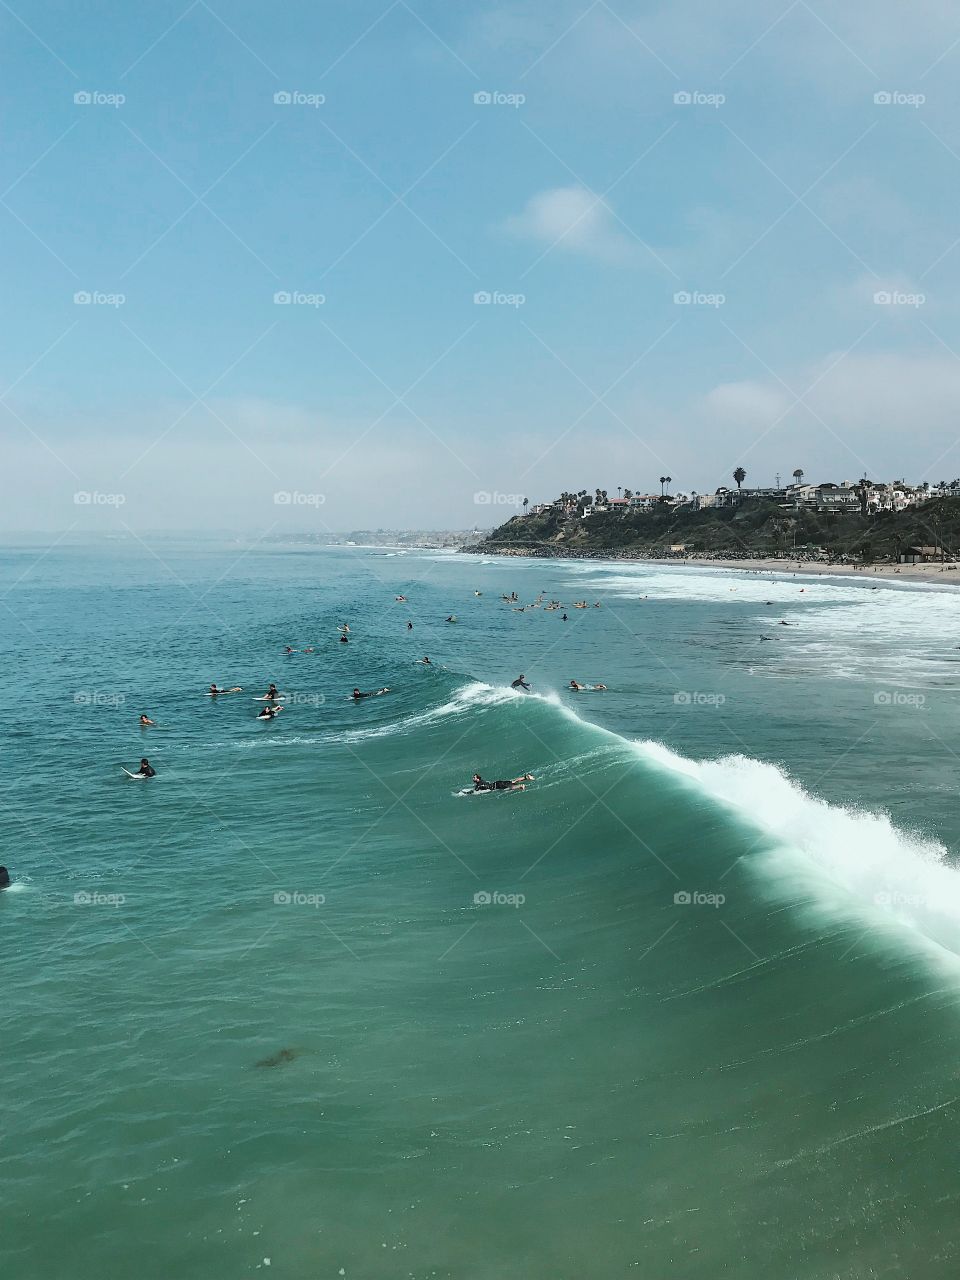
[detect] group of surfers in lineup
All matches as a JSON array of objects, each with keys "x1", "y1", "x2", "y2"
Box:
[{"x1": 123, "y1": 585, "x2": 606, "y2": 788}]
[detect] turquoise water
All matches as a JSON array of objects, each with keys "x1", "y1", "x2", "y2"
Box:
[{"x1": 3, "y1": 539, "x2": 960, "y2": 1279}]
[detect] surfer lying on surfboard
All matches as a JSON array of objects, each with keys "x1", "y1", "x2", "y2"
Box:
[
  {"x1": 569, "y1": 680, "x2": 607, "y2": 691},
  {"x1": 257, "y1": 705, "x2": 282, "y2": 719},
  {"x1": 472, "y1": 772, "x2": 533, "y2": 792},
  {"x1": 352, "y1": 687, "x2": 390, "y2": 700},
  {"x1": 208, "y1": 684, "x2": 242, "y2": 695}
]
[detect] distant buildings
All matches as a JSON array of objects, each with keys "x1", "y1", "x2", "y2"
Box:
[{"x1": 521, "y1": 478, "x2": 940, "y2": 519}]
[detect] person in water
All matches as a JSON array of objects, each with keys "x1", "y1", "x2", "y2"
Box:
[
  {"x1": 209, "y1": 684, "x2": 242, "y2": 695},
  {"x1": 139, "y1": 714, "x2": 155, "y2": 725},
  {"x1": 418, "y1": 656, "x2": 431, "y2": 664},
  {"x1": 0, "y1": 866, "x2": 10, "y2": 889},
  {"x1": 407, "y1": 621, "x2": 413, "y2": 630},
  {"x1": 257, "y1": 705, "x2": 281, "y2": 719},
  {"x1": 136, "y1": 758, "x2": 156, "y2": 777},
  {"x1": 569, "y1": 680, "x2": 607, "y2": 691},
  {"x1": 352, "y1": 687, "x2": 390, "y2": 700},
  {"x1": 445, "y1": 615, "x2": 457, "y2": 623},
  {"x1": 265, "y1": 684, "x2": 280, "y2": 701},
  {"x1": 339, "y1": 634, "x2": 349, "y2": 643},
  {"x1": 511, "y1": 674, "x2": 530, "y2": 690},
  {"x1": 472, "y1": 772, "x2": 534, "y2": 792},
  {"x1": 561, "y1": 613, "x2": 568, "y2": 621}
]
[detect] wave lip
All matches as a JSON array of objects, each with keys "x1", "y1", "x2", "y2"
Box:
[{"x1": 639, "y1": 740, "x2": 960, "y2": 968}]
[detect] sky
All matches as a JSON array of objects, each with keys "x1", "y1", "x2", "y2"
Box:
[{"x1": 5, "y1": 0, "x2": 960, "y2": 531}]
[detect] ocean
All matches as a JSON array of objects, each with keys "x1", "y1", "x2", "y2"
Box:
[{"x1": 3, "y1": 538, "x2": 959, "y2": 1279}]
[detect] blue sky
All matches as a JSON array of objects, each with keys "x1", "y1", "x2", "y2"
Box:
[{"x1": 5, "y1": 0, "x2": 960, "y2": 530}]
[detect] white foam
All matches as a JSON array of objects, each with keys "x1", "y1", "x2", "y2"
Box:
[{"x1": 639, "y1": 739, "x2": 960, "y2": 967}]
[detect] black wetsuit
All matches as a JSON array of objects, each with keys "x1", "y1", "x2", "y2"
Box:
[
  {"x1": 511, "y1": 678, "x2": 530, "y2": 691},
  {"x1": 138, "y1": 764, "x2": 156, "y2": 778},
  {"x1": 474, "y1": 778, "x2": 515, "y2": 791}
]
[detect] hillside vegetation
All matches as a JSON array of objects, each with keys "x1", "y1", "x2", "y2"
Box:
[{"x1": 471, "y1": 497, "x2": 960, "y2": 561}]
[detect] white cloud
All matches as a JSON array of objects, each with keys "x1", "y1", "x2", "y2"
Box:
[{"x1": 503, "y1": 186, "x2": 640, "y2": 263}]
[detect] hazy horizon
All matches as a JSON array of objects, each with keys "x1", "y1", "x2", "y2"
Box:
[{"x1": 6, "y1": 1, "x2": 960, "y2": 534}]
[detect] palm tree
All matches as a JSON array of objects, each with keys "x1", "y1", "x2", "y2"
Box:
[
  {"x1": 792, "y1": 468, "x2": 804, "y2": 486},
  {"x1": 617, "y1": 485, "x2": 622, "y2": 499},
  {"x1": 733, "y1": 466, "x2": 746, "y2": 490},
  {"x1": 522, "y1": 497, "x2": 528, "y2": 515}
]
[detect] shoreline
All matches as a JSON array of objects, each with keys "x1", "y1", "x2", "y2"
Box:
[{"x1": 465, "y1": 546, "x2": 960, "y2": 586}]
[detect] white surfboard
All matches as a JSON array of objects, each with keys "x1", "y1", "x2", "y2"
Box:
[{"x1": 121, "y1": 767, "x2": 147, "y2": 779}]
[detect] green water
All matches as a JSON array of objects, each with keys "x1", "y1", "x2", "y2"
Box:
[{"x1": 2, "y1": 541, "x2": 959, "y2": 1279}]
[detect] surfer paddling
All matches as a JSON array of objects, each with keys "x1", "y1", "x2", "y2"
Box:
[
  {"x1": 352, "y1": 687, "x2": 390, "y2": 700},
  {"x1": 569, "y1": 680, "x2": 607, "y2": 691},
  {"x1": 257, "y1": 705, "x2": 282, "y2": 719},
  {"x1": 139, "y1": 714, "x2": 155, "y2": 725},
  {"x1": 471, "y1": 772, "x2": 533, "y2": 792},
  {"x1": 208, "y1": 684, "x2": 242, "y2": 695}
]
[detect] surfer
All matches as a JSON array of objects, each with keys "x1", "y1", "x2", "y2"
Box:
[
  {"x1": 395, "y1": 595, "x2": 406, "y2": 602},
  {"x1": 257, "y1": 705, "x2": 281, "y2": 719},
  {"x1": 569, "y1": 680, "x2": 606, "y2": 691},
  {"x1": 418, "y1": 656, "x2": 432, "y2": 664},
  {"x1": 0, "y1": 866, "x2": 10, "y2": 890},
  {"x1": 561, "y1": 613, "x2": 568, "y2": 621},
  {"x1": 209, "y1": 684, "x2": 242, "y2": 695},
  {"x1": 511, "y1": 674, "x2": 531, "y2": 691},
  {"x1": 283, "y1": 646, "x2": 298, "y2": 654},
  {"x1": 139, "y1": 714, "x2": 155, "y2": 725},
  {"x1": 472, "y1": 772, "x2": 534, "y2": 792},
  {"x1": 352, "y1": 687, "x2": 390, "y2": 700},
  {"x1": 445, "y1": 615, "x2": 457, "y2": 623},
  {"x1": 407, "y1": 621, "x2": 413, "y2": 630},
  {"x1": 265, "y1": 683, "x2": 280, "y2": 701},
  {"x1": 339, "y1": 634, "x2": 349, "y2": 644},
  {"x1": 136, "y1": 758, "x2": 156, "y2": 778}
]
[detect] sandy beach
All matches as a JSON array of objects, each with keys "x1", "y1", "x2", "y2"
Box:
[{"x1": 669, "y1": 556, "x2": 960, "y2": 585}]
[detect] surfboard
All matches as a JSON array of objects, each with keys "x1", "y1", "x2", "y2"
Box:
[
  {"x1": 253, "y1": 695, "x2": 287, "y2": 701},
  {"x1": 121, "y1": 767, "x2": 147, "y2": 779}
]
